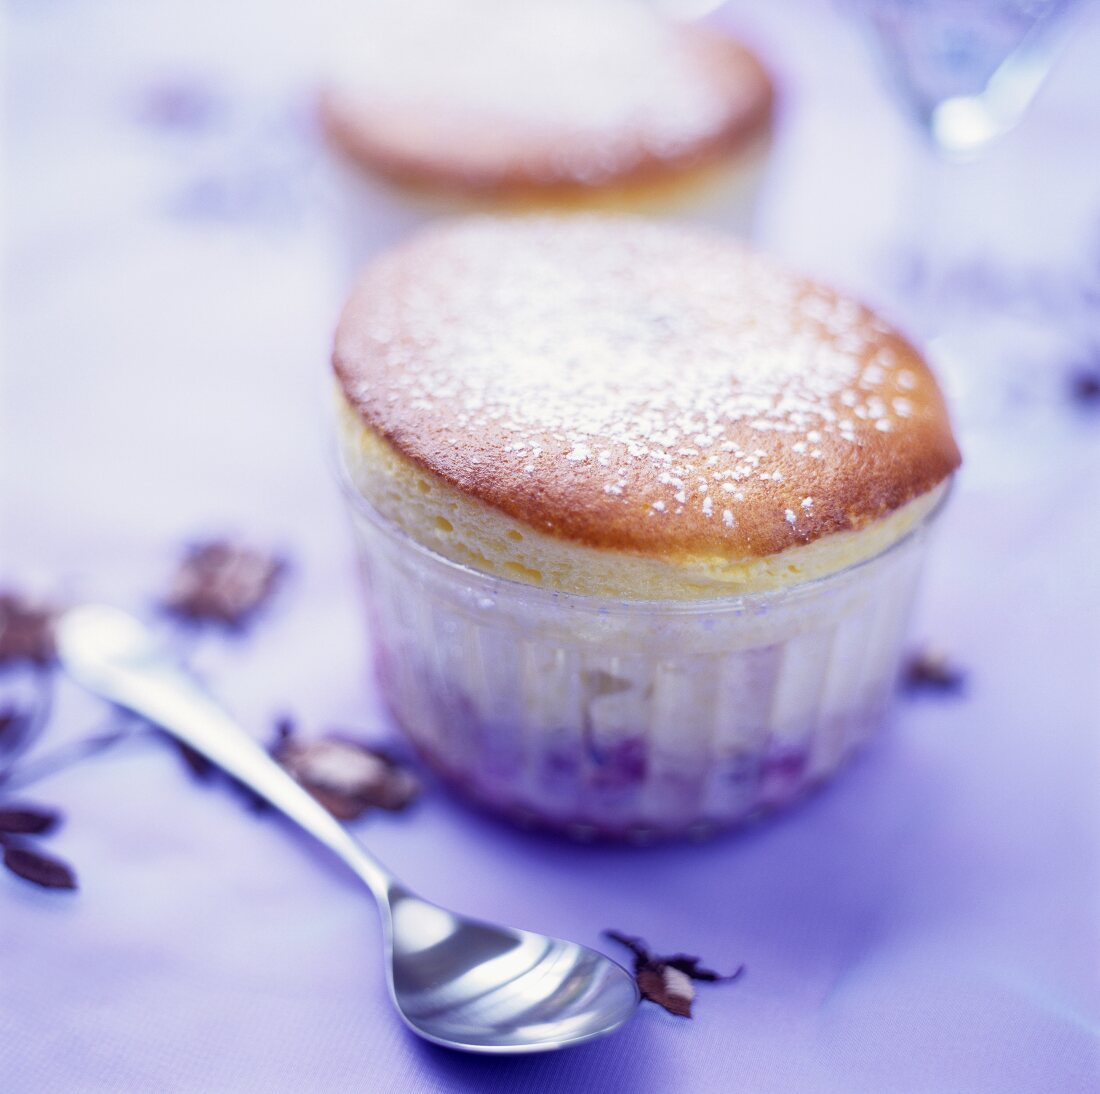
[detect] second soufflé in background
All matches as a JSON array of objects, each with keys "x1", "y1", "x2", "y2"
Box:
[{"x1": 320, "y1": 0, "x2": 775, "y2": 264}]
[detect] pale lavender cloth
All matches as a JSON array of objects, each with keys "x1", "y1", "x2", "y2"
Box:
[{"x1": 3, "y1": 1, "x2": 1099, "y2": 1091}]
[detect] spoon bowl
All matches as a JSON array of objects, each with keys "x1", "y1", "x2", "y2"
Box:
[
  {"x1": 56, "y1": 604, "x2": 639, "y2": 1055},
  {"x1": 387, "y1": 886, "x2": 639, "y2": 1052}
]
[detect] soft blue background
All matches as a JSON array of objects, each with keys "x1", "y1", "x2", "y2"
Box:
[{"x1": 3, "y1": 1, "x2": 1099, "y2": 1090}]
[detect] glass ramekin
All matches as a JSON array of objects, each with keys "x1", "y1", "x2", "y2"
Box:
[
  {"x1": 323, "y1": 137, "x2": 773, "y2": 281},
  {"x1": 341, "y1": 471, "x2": 943, "y2": 841}
]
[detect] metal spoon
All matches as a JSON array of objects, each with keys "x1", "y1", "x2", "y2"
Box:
[{"x1": 56, "y1": 605, "x2": 639, "y2": 1055}]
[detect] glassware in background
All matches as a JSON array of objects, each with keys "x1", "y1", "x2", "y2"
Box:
[
  {"x1": 849, "y1": 0, "x2": 1079, "y2": 155},
  {"x1": 842, "y1": 0, "x2": 1088, "y2": 425}
]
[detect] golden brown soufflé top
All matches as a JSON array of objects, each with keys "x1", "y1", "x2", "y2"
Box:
[
  {"x1": 334, "y1": 217, "x2": 961, "y2": 561},
  {"x1": 319, "y1": 0, "x2": 773, "y2": 198}
]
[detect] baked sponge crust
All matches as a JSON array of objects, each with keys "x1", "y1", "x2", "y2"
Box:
[
  {"x1": 333, "y1": 216, "x2": 959, "y2": 594},
  {"x1": 338, "y1": 396, "x2": 948, "y2": 598}
]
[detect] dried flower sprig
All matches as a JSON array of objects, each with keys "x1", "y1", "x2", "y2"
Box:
[
  {"x1": 900, "y1": 648, "x2": 967, "y2": 695},
  {"x1": 162, "y1": 540, "x2": 286, "y2": 630},
  {"x1": 0, "y1": 717, "x2": 139, "y2": 795},
  {"x1": 0, "y1": 593, "x2": 58, "y2": 669},
  {"x1": 0, "y1": 703, "x2": 44, "y2": 766},
  {"x1": 0, "y1": 805, "x2": 77, "y2": 890},
  {"x1": 0, "y1": 697, "x2": 130, "y2": 890},
  {"x1": 136, "y1": 80, "x2": 223, "y2": 132},
  {"x1": 0, "y1": 596, "x2": 84, "y2": 890},
  {"x1": 1069, "y1": 365, "x2": 1100, "y2": 408},
  {"x1": 169, "y1": 735, "x2": 268, "y2": 813},
  {"x1": 604, "y1": 931, "x2": 744, "y2": 1018},
  {"x1": 272, "y1": 718, "x2": 420, "y2": 820},
  {"x1": 2, "y1": 536, "x2": 419, "y2": 895},
  {"x1": 168, "y1": 716, "x2": 420, "y2": 822}
]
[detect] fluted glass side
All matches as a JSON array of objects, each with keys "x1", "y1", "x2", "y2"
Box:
[{"x1": 347, "y1": 492, "x2": 933, "y2": 840}]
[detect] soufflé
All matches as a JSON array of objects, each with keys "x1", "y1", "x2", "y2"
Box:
[
  {"x1": 321, "y1": 0, "x2": 775, "y2": 260},
  {"x1": 334, "y1": 216, "x2": 960, "y2": 839}
]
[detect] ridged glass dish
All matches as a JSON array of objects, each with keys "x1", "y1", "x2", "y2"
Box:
[{"x1": 343, "y1": 478, "x2": 941, "y2": 841}]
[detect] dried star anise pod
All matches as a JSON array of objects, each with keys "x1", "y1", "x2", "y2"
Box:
[
  {"x1": 900, "y1": 648, "x2": 967, "y2": 695},
  {"x1": 273, "y1": 720, "x2": 420, "y2": 821},
  {"x1": 0, "y1": 592, "x2": 58, "y2": 668},
  {"x1": 604, "y1": 931, "x2": 744, "y2": 1019},
  {"x1": 163, "y1": 540, "x2": 286, "y2": 630}
]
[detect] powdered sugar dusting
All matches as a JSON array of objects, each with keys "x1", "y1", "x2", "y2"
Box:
[
  {"x1": 327, "y1": 0, "x2": 768, "y2": 187},
  {"x1": 340, "y1": 217, "x2": 944, "y2": 541}
]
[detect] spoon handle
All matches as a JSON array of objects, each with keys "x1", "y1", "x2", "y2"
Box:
[{"x1": 58, "y1": 608, "x2": 395, "y2": 900}]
